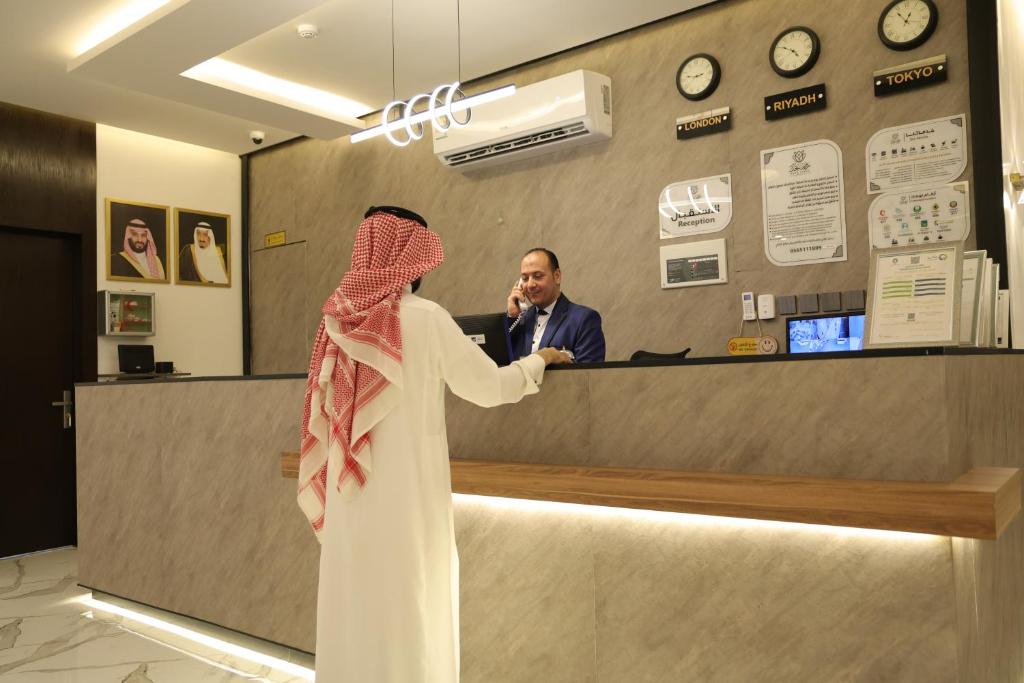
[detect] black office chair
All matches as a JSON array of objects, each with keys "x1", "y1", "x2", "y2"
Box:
[{"x1": 629, "y1": 348, "x2": 691, "y2": 362}]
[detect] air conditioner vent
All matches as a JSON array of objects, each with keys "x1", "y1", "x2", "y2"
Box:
[{"x1": 444, "y1": 122, "x2": 589, "y2": 166}]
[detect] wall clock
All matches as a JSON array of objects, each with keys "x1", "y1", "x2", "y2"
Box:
[
  {"x1": 676, "y1": 53, "x2": 721, "y2": 101},
  {"x1": 769, "y1": 26, "x2": 821, "y2": 78},
  {"x1": 878, "y1": 0, "x2": 938, "y2": 51}
]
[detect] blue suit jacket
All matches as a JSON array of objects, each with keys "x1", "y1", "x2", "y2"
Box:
[{"x1": 506, "y1": 293, "x2": 606, "y2": 363}]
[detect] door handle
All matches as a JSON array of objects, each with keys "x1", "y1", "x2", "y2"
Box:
[{"x1": 51, "y1": 389, "x2": 73, "y2": 429}]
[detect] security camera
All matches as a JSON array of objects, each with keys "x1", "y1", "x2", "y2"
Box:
[{"x1": 250, "y1": 130, "x2": 265, "y2": 145}]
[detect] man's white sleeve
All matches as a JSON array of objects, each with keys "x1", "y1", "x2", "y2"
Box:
[{"x1": 435, "y1": 310, "x2": 545, "y2": 408}]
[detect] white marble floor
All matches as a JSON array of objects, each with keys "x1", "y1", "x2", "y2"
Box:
[{"x1": 0, "y1": 548, "x2": 314, "y2": 682}]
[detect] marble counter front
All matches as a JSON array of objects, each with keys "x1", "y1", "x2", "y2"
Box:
[{"x1": 75, "y1": 353, "x2": 1024, "y2": 681}]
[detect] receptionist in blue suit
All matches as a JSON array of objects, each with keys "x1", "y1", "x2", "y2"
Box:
[{"x1": 505, "y1": 248, "x2": 606, "y2": 363}]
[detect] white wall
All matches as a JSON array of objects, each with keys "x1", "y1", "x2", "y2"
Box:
[
  {"x1": 998, "y1": 0, "x2": 1024, "y2": 348},
  {"x1": 96, "y1": 124, "x2": 243, "y2": 376}
]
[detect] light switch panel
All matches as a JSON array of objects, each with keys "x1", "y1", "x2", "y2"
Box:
[
  {"x1": 798, "y1": 293, "x2": 819, "y2": 313},
  {"x1": 776, "y1": 295, "x2": 797, "y2": 315},
  {"x1": 842, "y1": 289, "x2": 866, "y2": 311},
  {"x1": 820, "y1": 291, "x2": 841, "y2": 312}
]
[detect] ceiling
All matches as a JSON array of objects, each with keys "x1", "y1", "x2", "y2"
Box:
[{"x1": 0, "y1": 0, "x2": 714, "y2": 154}]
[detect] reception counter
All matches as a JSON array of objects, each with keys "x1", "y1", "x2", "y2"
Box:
[{"x1": 75, "y1": 350, "x2": 1024, "y2": 681}]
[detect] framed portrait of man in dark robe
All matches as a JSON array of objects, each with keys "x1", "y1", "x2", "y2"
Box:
[
  {"x1": 106, "y1": 198, "x2": 170, "y2": 283},
  {"x1": 174, "y1": 208, "x2": 231, "y2": 287}
]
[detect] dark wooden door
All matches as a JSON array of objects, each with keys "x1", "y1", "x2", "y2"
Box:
[{"x1": 0, "y1": 228, "x2": 77, "y2": 557}]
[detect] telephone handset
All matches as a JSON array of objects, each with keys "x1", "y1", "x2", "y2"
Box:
[
  {"x1": 515, "y1": 277, "x2": 533, "y2": 312},
  {"x1": 508, "y1": 277, "x2": 532, "y2": 332}
]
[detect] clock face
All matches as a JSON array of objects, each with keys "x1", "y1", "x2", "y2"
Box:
[
  {"x1": 770, "y1": 27, "x2": 820, "y2": 78},
  {"x1": 879, "y1": 0, "x2": 938, "y2": 51},
  {"x1": 676, "y1": 53, "x2": 721, "y2": 100}
]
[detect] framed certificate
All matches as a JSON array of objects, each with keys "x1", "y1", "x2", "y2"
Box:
[
  {"x1": 959, "y1": 250, "x2": 986, "y2": 346},
  {"x1": 865, "y1": 242, "x2": 962, "y2": 349}
]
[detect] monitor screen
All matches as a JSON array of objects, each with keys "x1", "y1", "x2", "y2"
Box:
[
  {"x1": 786, "y1": 313, "x2": 865, "y2": 354},
  {"x1": 118, "y1": 344, "x2": 155, "y2": 373},
  {"x1": 452, "y1": 313, "x2": 512, "y2": 366}
]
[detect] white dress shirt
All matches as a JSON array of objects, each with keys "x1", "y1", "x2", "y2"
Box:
[{"x1": 530, "y1": 301, "x2": 557, "y2": 353}]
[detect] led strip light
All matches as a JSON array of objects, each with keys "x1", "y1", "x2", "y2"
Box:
[{"x1": 79, "y1": 596, "x2": 315, "y2": 680}]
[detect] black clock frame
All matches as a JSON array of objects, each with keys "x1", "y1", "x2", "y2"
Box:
[
  {"x1": 769, "y1": 26, "x2": 821, "y2": 78},
  {"x1": 878, "y1": 0, "x2": 939, "y2": 51},
  {"x1": 676, "y1": 53, "x2": 722, "y2": 101}
]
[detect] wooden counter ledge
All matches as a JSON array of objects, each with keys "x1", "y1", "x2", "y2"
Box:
[{"x1": 280, "y1": 453, "x2": 1020, "y2": 539}]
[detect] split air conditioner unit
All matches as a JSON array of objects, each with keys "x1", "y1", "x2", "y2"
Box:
[{"x1": 432, "y1": 70, "x2": 612, "y2": 170}]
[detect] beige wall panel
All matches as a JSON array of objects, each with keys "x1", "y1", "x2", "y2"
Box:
[
  {"x1": 248, "y1": 0, "x2": 973, "y2": 363},
  {"x1": 945, "y1": 356, "x2": 1024, "y2": 473},
  {"x1": 585, "y1": 358, "x2": 951, "y2": 480},
  {"x1": 75, "y1": 358, "x2": 1015, "y2": 677},
  {"x1": 76, "y1": 380, "x2": 319, "y2": 650},
  {"x1": 249, "y1": 144, "x2": 299, "y2": 244},
  {"x1": 946, "y1": 358, "x2": 1024, "y2": 683},
  {"x1": 593, "y1": 514, "x2": 958, "y2": 682},
  {"x1": 250, "y1": 242, "x2": 309, "y2": 374},
  {"x1": 155, "y1": 380, "x2": 318, "y2": 648},
  {"x1": 76, "y1": 386, "x2": 172, "y2": 599},
  {"x1": 455, "y1": 496, "x2": 598, "y2": 683},
  {"x1": 445, "y1": 370, "x2": 591, "y2": 465},
  {"x1": 446, "y1": 357, "x2": 953, "y2": 480}
]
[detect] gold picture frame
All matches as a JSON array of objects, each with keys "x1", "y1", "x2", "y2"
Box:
[
  {"x1": 174, "y1": 207, "x2": 232, "y2": 287},
  {"x1": 106, "y1": 198, "x2": 171, "y2": 284}
]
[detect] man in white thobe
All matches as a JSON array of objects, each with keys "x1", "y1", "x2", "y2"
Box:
[{"x1": 300, "y1": 206, "x2": 569, "y2": 682}]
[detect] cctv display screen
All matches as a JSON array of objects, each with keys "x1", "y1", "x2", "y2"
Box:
[{"x1": 786, "y1": 313, "x2": 865, "y2": 354}]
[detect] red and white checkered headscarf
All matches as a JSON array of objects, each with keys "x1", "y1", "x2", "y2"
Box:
[{"x1": 298, "y1": 209, "x2": 444, "y2": 540}]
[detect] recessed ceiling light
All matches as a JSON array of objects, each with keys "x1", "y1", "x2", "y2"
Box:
[
  {"x1": 74, "y1": 0, "x2": 172, "y2": 56},
  {"x1": 297, "y1": 24, "x2": 319, "y2": 39},
  {"x1": 181, "y1": 58, "x2": 370, "y2": 121}
]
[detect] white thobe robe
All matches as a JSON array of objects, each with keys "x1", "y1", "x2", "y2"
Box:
[{"x1": 315, "y1": 292, "x2": 545, "y2": 683}]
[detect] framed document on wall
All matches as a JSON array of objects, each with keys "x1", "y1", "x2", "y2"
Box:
[
  {"x1": 864, "y1": 242, "x2": 963, "y2": 349},
  {"x1": 959, "y1": 250, "x2": 986, "y2": 346},
  {"x1": 106, "y1": 198, "x2": 170, "y2": 283},
  {"x1": 174, "y1": 208, "x2": 231, "y2": 287}
]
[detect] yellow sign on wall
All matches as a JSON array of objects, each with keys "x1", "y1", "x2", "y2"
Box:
[
  {"x1": 264, "y1": 231, "x2": 287, "y2": 248},
  {"x1": 727, "y1": 336, "x2": 779, "y2": 356},
  {"x1": 727, "y1": 337, "x2": 760, "y2": 355}
]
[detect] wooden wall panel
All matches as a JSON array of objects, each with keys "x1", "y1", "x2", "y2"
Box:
[
  {"x1": 0, "y1": 102, "x2": 96, "y2": 236},
  {"x1": 0, "y1": 101, "x2": 97, "y2": 380}
]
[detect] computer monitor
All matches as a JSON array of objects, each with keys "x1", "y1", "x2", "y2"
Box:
[
  {"x1": 786, "y1": 313, "x2": 865, "y2": 354},
  {"x1": 453, "y1": 313, "x2": 512, "y2": 366},
  {"x1": 118, "y1": 344, "x2": 155, "y2": 373}
]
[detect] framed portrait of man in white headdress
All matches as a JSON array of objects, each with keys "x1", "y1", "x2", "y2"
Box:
[
  {"x1": 174, "y1": 208, "x2": 231, "y2": 287},
  {"x1": 106, "y1": 198, "x2": 171, "y2": 283}
]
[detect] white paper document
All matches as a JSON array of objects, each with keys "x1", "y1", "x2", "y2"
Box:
[
  {"x1": 659, "y1": 174, "x2": 732, "y2": 239},
  {"x1": 866, "y1": 244, "x2": 961, "y2": 348},
  {"x1": 868, "y1": 182, "x2": 970, "y2": 249},
  {"x1": 866, "y1": 114, "x2": 967, "y2": 194},
  {"x1": 760, "y1": 139, "x2": 847, "y2": 267}
]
